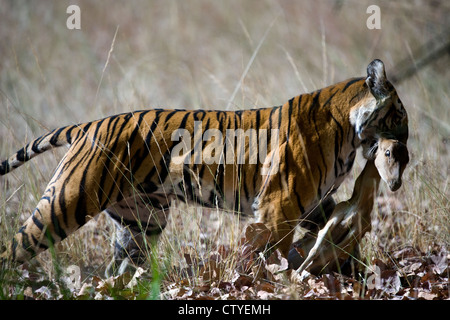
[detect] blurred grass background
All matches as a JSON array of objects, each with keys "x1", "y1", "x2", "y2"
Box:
[{"x1": 0, "y1": 0, "x2": 448, "y2": 294}]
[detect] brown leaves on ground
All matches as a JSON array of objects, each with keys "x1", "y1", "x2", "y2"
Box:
[
  {"x1": 300, "y1": 245, "x2": 449, "y2": 300},
  {"x1": 8, "y1": 224, "x2": 449, "y2": 300},
  {"x1": 163, "y1": 224, "x2": 449, "y2": 300},
  {"x1": 164, "y1": 223, "x2": 290, "y2": 300}
]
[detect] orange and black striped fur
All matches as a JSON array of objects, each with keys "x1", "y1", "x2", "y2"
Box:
[{"x1": 0, "y1": 60, "x2": 408, "y2": 273}]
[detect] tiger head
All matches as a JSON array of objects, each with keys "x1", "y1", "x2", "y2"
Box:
[{"x1": 350, "y1": 59, "x2": 409, "y2": 158}]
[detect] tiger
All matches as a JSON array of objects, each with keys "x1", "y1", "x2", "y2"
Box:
[{"x1": 0, "y1": 59, "x2": 408, "y2": 275}]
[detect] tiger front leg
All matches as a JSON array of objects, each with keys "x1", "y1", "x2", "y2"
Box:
[
  {"x1": 253, "y1": 193, "x2": 300, "y2": 259},
  {"x1": 252, "y1": 144, "x2": 304, "y2": 258}
]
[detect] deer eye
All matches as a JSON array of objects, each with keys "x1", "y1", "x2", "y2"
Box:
[{"x1": 385, "y1": 150, "x2": 391, "y2": 157}]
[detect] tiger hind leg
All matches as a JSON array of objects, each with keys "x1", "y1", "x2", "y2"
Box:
[{"x1": 0, "y1": 176, "x2": 103, "y2": 267}]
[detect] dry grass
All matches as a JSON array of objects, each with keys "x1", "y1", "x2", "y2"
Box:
[{"x1": 0, "y1": 0, "x2": 448, "y2": 299}]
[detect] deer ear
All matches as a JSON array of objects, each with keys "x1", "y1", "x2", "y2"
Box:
[{"x1": 366, "y1": 59, "x2": 389, "y2": 100}]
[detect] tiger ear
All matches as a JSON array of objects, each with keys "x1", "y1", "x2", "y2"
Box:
[{"x1": 366, "y1": 59, "x2": 389, "y2": 100}]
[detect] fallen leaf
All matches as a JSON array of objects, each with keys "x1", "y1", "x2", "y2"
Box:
[
  {"x1": 201, "y1": 260, "x2": 221, "y2": 282},
  {"x1": 244, "y1": 223, "x2": 271, "y2": 251},
  {"x1": 218, "y1": 281, "x2": 232, "y2": 292},
  {"x1": 401, "y1": 262, "x2": 422, "y2": 275},
  {"x1": 256, "y1": 282, "x2": 275, "y2": 293},
  {"x1": 35, "y1": 286, "x2": 52, "y2": 299},
  {"x1": 322, "y1": 274, "x2": 341, "y2": 295},
  {"x1": 257, "y1": 290, "x2": 273, "y2": 299},
  {"x1": 77, "y1": 282, "x2": 94, "y2": 298},
  {"x1": 126, "y1": 267, "x2": 146, "y2": 289},
  {"x1": 418, "y1": 290, "x2": 438, "y2": 300},
  {"x1": 233, "y1": 274, "x2": 253, "y2": 291},
  {"x1": 379, "y1": 270, "x2": 401, "y2": 294},
  {"x1": 265, "y1": 249, "x2": 289, "y2": 274}
]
